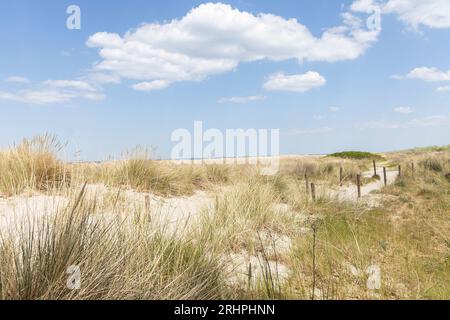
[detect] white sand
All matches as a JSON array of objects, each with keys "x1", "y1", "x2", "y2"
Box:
[{"x1": 320, "y1": 167, "x2": 398, "y2": 202}]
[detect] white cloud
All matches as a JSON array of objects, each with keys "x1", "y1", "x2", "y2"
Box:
[
  {"x1": 383, "y1": 0, "x2": 450, "y2": 29},
  {"x1": 405, "y1": 67, "x2": 450, "y2": 82},
  {"x1": 390, "y1": 74, "x2": 404, "y2": 80},
  {"x1": 218, "y1": 95, "x2": 266, "y2": 104},
  {"x1": 357, "y1": 115, "x2": 450, "y2": 129},
  {"x1": 329, "y1": 106, "x2": 341, "y2": 112},
  {"x1": 131, "y1": 80, "x2": 171, "y2": 91},
  {"x1": 88, "y1": 72, "x2": 121, "y2": 84},
  {"x1": 79, "y1": 92, "x2": 106, "y2": 101},
  {"x1": 6, "y1": 76, "x2": 30, "y2": 84},
  {"x1": 313, "y1": 115, "x2": 325, "y2": 120},
  {"x1": 351, "y1": 0, "x2": 450, "y2": 30},
  {"x1": 394, "y1": 106, "x2": 413, "y2": 114},
  {"x1": 0, "y1": 77, "x2": 105, "y2": 105},
  {"x1": 43, "y1": 80, "x2": 97, "y2": 91},
  {"x1": 351, "y1": 0, "x2": 379, "y2": 13},
  {"x1": 289, "y1": 127, "x2": 334, "y2": 135},
  {"x1": 437, "y1": 86, "x2": 450, "y2": 92},
  {"x1": 87, "y1": 3, "x2": 379, "y2": 90},
  {"x1": 0, "y1": 90, "x2": 74, "y2": 105},
  {"x1": 263, "y1": 72, "x2": 326, "y2": 92}
]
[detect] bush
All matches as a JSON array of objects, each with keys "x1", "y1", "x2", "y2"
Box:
[
  {"x1": 445, "y1": 173, "x2": 450, "y2": 183},
  {"x1": 328, "y1": 151, "x2": 384, "y2": 161},
  {"x1": 420, "y1": 158, "x2": 443, "y2": 172}
]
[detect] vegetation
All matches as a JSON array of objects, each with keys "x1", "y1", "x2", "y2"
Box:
[
  {"x1": 0, "y1": 134, "x2": 70, "y2": 196},
  {"x1": 328, "y1": 151, "x2": 385, "y2": 161},
  {"x1": 0, "y1": 135, "x2": 448, "y2": 300}
]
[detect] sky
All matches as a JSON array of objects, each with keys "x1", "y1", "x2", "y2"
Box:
[{"x1": 0, "y1": 0, "x2": 449, "y2": 161}]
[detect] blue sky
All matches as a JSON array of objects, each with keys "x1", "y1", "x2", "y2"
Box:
[{"x1": 0, "y1": 0, "x2": 449, "y2": 160}]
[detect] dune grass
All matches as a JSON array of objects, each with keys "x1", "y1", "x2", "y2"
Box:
[
  {"x1": 0, "y1": 185, "x2": 225, "y2": 300},
  {"x1": 278, "y1": 157, "x2": 367, "y2": 186},
  {"x1": 79, "y1": 148, "x2": 244, "y2": 197},
  {"x1": 0, "y1": 134, "x2": 70, "y2": 197},
  {"x1": 0, "y1": 136, "x2": 448, "y2": 300}
]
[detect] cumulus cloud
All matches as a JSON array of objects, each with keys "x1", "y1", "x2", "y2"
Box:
[
  {"x1": 86, "y1": 3, "x2": 379, "y2": 90},
  {"x1": 351, "y1": 0, "x2": 450, "y2": 30},
  {"x1": 0, "y1": 77, "x2": 105, "y2": 105},
  {"x1": 0, "y1": 90, "x2": 74, "y2": 105},
  {"x1": 437, "y1": 86, "x2": 450, "y2": 92},
  {"x1": 383, "y1": 0, "x2": 450, "y2": 29},
  {"x1": 6, "y1": 76, "x2": 31, "y2": 84},
  {"x1": 390, "y1": 74, "x2": 404, "y2": 80},
  {"x1": 406, "y1": 67, "x2": 450, "y2": 82},
  {"x1": 43, "y1": 80, "x2": 98, "y2": 91},
  {"x1": 392, "y1": 67, "x2": 450, "y2": 83},
  {"x1": 87, "y1": 72, "x2": 121, "y2": 84},
  {"x1": 357, "y1": 115, "x2": 450, "y2": 129},
  {"x1": 394, "y1": 106, "x2": 413, "y2": 114},
  {"x1": 131, "y1": 80, "x2": 171, "y2": 91},
  {"x1": 351, "y1": 0, "x2": 379, "y2": 13},
  {"x1": 218, "y1": 95, "x2": 266, "y2": 104},
  {"x1": 263, "y1": 72, "x2": 326, "y2": 92}
]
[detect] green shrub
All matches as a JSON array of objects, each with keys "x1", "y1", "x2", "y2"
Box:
[{"x1": 327, "y1": 151, "x2": 384, "y2": 161}]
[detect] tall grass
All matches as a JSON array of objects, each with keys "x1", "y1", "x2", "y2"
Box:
[
  {"x1": 0, "y1": 134, "x2": 70, "y2": 196},
  {"x1": 0, "y1": 185, "x2": 225, "y2": 300},
  {"x1": 278, "y1": 158, "x2": 365, "y2": 186},
  {"x1": 287, "y1": 159, "x2": 450, "y2": 300},
  {"x1": 79, "y1": 148, "x2": 242, "y2": 196},
  {"x1": 0, "y1": 137, "x2": 448, "y2": 300}
]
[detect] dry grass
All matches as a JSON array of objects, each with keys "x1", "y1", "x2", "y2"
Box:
[
  {"x1": 285, "y1": 153, "x2": 450, "y2": 300},
  {"x1": 0, "y1": 134, "x2": 70, "y2": 196},
  {"x1": 278, "y1": 157, "x2": 367, "y2": 186},
  {"x1": 0, "y1": 185, "x2": 225, "y2": 300},
  {"x1": 79, "y1": 148, "x2": 248, "y2": 197},
  {"x1": 0, "y1": 136, "x2": 448, "y2": 300}
]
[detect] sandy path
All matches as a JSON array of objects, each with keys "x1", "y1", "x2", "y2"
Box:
[{"x1": 322, "y1": 167, "x2": 398, "y2": 202}]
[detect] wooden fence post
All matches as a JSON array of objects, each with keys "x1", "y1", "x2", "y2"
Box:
[
  {"x1": 383, "y1": 167, "x2": 387, "y2": 186},
  {"x1": 248, "y1": 262, "x2": 252, "y2": 289},
  {"x1": 305, "y1": 171, "x2": 310, "y2": 195},
  {"x1": 339, "y1": 167, "x2": 343, "y2": 186},
  {"x1": 398, "y1": 165, "x2": 401, "y2": 177},
  {"x1": 373, "y1": 160, "x2": 377, "y2": 176},
  {"x1": 145, "y1": 194, "x2": 150, "y2": 212},
  {"x1": 356, "y1": 174, "x2": 361, "y2": 198},
  {"x1": 311, "y1": 183, "x2": 316, "y2": 201}
]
